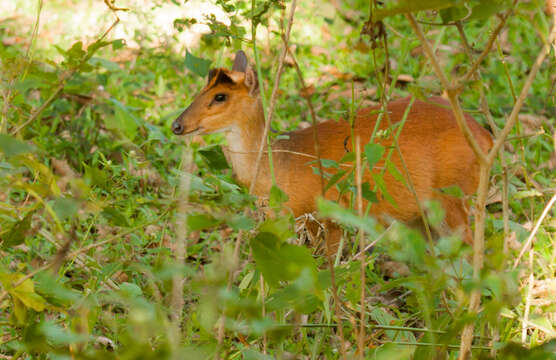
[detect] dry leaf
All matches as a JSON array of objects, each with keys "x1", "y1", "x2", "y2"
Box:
[
  {"x1": 300, "y1": 84, "x2": 315, "y2": 98},
  {"x1": 396, "y1": 74, "x2": 414, "y2": 83},
  {"x1": 310, "y1": 46, "x2": 328, "y2": 57}
]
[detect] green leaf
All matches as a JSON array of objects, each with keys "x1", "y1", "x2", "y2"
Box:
[
  {"x1": 365, "y1": 143, "x2": 385, "y2": 170},
  {"x1": 198, "y1": 145, "x2": 229, "y2": 170},
  {"x1": 324, "y1": 169, "x2": 348, "y2": 192},
  {"x1": 436, "y1": 185, "x2": 465, "y2": 198},
  {"x1": 226, "y1": 214, "x2": 255, "y2": 231},
  {"x1": 0, "y1": 134, "x2": 34, "y2": 157},
  {"x1": 368, "y1": 343, "x2": 415, "y2": 359},
  {"x1": 371, "y1": 172, "x2": 396, "y2": 206},
  {"x1": 320, "y1": 158, "x2": 339, "y2": 168},
  {"x1": 111, "y1": 39, "x2": 125, "y2": 50},
  {"x1": 269, "y1": 184, "x2": 289, "y2": 209},
  {"x1": 84, "y1": 163, "x2": 109, "y2": 188},
  {"x1": 185, "y1": 51, "x2": 212, "y2": 77},
  {"x1": 258, "y1": 216, "x2": 295, "y2": 242},
  {"x1": 317, "y1": 198, "x2": 377, "y2": 235},
  {"x1": 34, "y1": 272, "x2": 79, "y2": 306},
  {"x1": 339, "y1": 151, "x2": 355, "y2": 164},
  {"x1": 101, "y1": 207, "x2": 130, "y2": 227},
  {"x1": 439, "y1": 5, "x2": 469, "y2": 23},
  {"x1": 386, "y1": 160, "x2": 406, "y2": 184},
  {"x1": 105, "y1": 98, "x2": 140, "y2": 140},
  {"x1": 119, "y1": 282, "x2": 143, "y2": 298},
  {"x1": 373, "y1": 0, "x2": 460, "y2": 21},
  {"x1": 266, "y1": 268, "x2": 320, "y2": 313},
  {"x1": 0, "y1": 272, "x2": 46, "y2": 312},
  {"x1": 361, "y1": 182, "x2": 378, "y2": 203},
  {"x1": 52, "y1": 197, "x2": 79, "y2": 221},
  {"x1": 250, "y1": 232, "x2": 317, "y2": 287},
  {"x1": 187, "y1": 213, "x2": 221, "y2": 231},
  {"x1": 243, "y1": 349, "x2": 275, "y2": 360},
  {"x1": 3, "y1": 211, "x2": 33, "y2": 248},
  {"x1": 468, "y1": 0, "x2": 512, "y2": 21}
]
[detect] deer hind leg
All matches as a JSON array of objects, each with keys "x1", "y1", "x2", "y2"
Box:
[
  {"x1": 435, "y1": 194, "x2": 473, "y2": 245},
  {"x1": 303, "y1": 217, "x2": 342, "y2": 257},
  {"x1": 324, "y1": 220, "x2": 344, "y2": 258}
]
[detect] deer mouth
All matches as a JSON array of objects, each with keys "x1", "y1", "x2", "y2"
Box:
[{"x1": 184, "y1": 127, "x2": 203, "y2": 136}]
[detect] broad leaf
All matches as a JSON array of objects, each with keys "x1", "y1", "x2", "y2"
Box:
[
  {"x1": 187, "y1": 213, "x2": 221, "y2": 231},
  {"x1": 317, "y1": 198, "x2": 377, "y2": 235},
  {"x1": 0, "y1": 134, "x2": 34, "y2": 157},
  {"x1": 185, "y1": 51, "x2": 212, "y2": 77},
  {"x1": 250, "y1": 232, "x2": 317, "y2": 287},
  {"x1": 365, "y1": 143, "x2": 385, "y2": 170}
]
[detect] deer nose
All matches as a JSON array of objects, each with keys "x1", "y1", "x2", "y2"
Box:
[{"x1": 172, "y1": 121, "x2": 184, "y2": 135}]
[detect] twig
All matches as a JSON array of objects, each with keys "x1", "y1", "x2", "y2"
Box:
[
  {"x1": 103, "y1": 0, "x2": 129, "y2": 11},
  {"x1": 486, "y1": 26, "x2": 555, "y2": 165},
  {"x1": 0, "y1": 214, "x2": 166, "y2": 304},
  {"x1": 261, "y1": 273, "x2": 267, "y2": 354},
  {"x1": 170, "y1": 139, "x2": 193, "y2": 338},
  {"x1": 455, "y1": 21, "x2": 510, "y2": 264},
  {"x1": 522, "y1": 271, "x2": 534, "y2": 343},
  {"x1": 327, "y1": 249, "x2": 348, "y2": 360},
  {"x1": 460, "y1": 19, "x2": 556, "y2": 360},
  {"x1": 513, "y1": 193, "x2": 556, "y2": 268},
  {"x1": 283, "y1": 46, "x2": 325, "y2": 196},
  {"x1": 406, "y1": 14, "x2": 488, "y2": 166},
  {"x1": 355, "y1": 136, "x2": 366, "y2": 359},
  {"x1": 11, "y1": 81, "x2": 66, "y2": 135},
  {"x1": 11, "y1": 15, "x2": 120, "y2": 135},
  {"x1": 249, "y1": 0, "x2": 297, "y2": 193},
  {"x1": 460, "y1": 9, "x2": 513, "y2": 83},
  {"x1": 282, "y1": 48, "x2": 351, "y2": 356}
]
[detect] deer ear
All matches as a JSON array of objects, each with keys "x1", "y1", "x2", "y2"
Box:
[
  {"x1": 232, "y1": 50, "x2": 248, "y2": 72},
  {"x1": 244, "y1": 65, "x2": 259, "y2": 96},
  {"x1": 208, "y1": 68, "x2": 218, "y2": 83}
]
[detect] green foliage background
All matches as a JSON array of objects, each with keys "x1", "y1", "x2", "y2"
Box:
[{"x1": 0, "y1": 0, "x2": 555, "y2": 359}]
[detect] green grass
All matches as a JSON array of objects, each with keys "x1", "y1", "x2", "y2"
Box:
[{"x1": 0, "y1": 0, "x2": 555, "y2": 359}]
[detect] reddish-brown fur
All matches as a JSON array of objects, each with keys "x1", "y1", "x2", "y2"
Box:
[{"x1": 172, "y1": 51, "x2": 493, "y2": 255}]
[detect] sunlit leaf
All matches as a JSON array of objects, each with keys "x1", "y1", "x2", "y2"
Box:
[
  {"x1": 0, "y1": 134, "x2": 34, "y2": 157},
  {"x1": 365, "y1": 143, "x2": 385, "y2": 170},
  {"x1": 187, "y1": 213, "x2": 221, "y2": 231},
  {"x1": 185, "y1": 51, "x2": 211, "y2": 77},
  {"x1": 269, "y1": 184, "x2": 289, "y2": 209},
  {"x1": 2, "y1": 211, "x2": 33, "y2": 248},
  {"x1": 250, "y1": 232, "x2": 317, "y2": 287}
]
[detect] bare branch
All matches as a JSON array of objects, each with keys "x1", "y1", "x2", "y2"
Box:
[
  {"x1": 405, "y1": 14, "x2": 489, "y2": 165},
  {"x1": 249, "y1": 0, "x2": 297, "y2": 193},
  {"x1": 486, "y1": 26, "x2": 555, "y2": 164},
  {"x1": 513, "y1": 192, "x2": 556, "y2": 268},
  {"x1": 460, "y1": 10, "x2": 513, "y2": 83}
]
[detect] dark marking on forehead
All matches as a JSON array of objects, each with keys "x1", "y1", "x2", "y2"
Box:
[{"x1": 204, "y1": 68, "x2": 235, "y2": 93}]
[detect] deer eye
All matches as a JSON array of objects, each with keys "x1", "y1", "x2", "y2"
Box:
[{"x1": 214, "y1": 93, "x2": 227, "y2": 102}]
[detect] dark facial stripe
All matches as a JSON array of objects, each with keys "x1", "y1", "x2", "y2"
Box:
[{"x1": 202, "y1": 69, "x2": 235, "y2": 94}]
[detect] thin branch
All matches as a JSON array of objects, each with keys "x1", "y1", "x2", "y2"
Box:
[
  {"x1": 486, "y1": 26, "x2": 555, "y2": 165},
  {"x1": 283, "y1": 46, "x2": 325, "y2": 196},
  {"x1": 458, "y1": 165, "x2": 491, "y2": 360},
  {"x1": 458, "y1": 19, "x2": 555, "y2": 360},
  {"x1": 11, "y1": 82, "x2": 66, "y2": 135},
  {"x1": 405, "y1": 13, "x2": 488, "y2": 166},
  {"x1": 11, "y1": 16, "x2": 120, "y2": 135},
  {"x1": 513, "y1": 192, "x2": 556, "y2": 268},
  {"x1": 170, "y1": 139, "x2": 193, "y2": 336},
  {"x1": 355, "y1": 136, "x2": 366, "y2": 360},
  {"x1": 460, "y1": 10, "x2": 513, "y2": 83},
  {"x1": 249, "y1": 0, "x2": 297, "y2": 193},
  {"x1": 0, "y1": 214, "x2": 167, "y2": 304},
  {"x1": 455, "y1": 21, "x2": 510, "y2": 263}
]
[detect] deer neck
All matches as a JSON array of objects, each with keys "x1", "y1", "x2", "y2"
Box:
[{"x1": 223, "y1": 99, "x2": 270, "y2": 193}]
